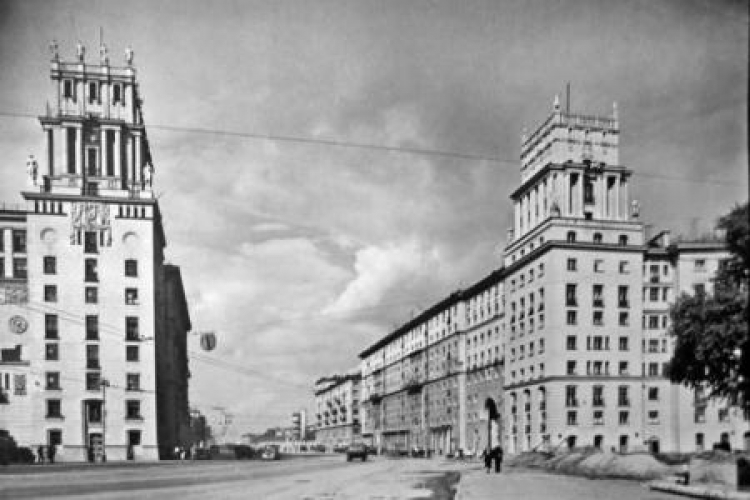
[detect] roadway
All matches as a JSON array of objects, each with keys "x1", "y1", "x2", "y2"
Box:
[{"x1": 0, "y1": 455, "x2": 679, "y2": 499}]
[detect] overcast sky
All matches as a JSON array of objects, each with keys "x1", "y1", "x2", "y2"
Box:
[{"x1": 0, "y1": 0, "x2": 746, "y2": 435}]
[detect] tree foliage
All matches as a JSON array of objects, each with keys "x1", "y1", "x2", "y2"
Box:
[{"x1": 668, "y1": 203, "x2": 750, "y2": 404}]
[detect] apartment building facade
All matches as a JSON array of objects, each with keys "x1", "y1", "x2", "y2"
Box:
[
  {"x1": 314, "y1": 372, "x2": 362, "y2": 448},
  {"x1": 0, "y1": 43, "x2": 191, "y2": 461}
]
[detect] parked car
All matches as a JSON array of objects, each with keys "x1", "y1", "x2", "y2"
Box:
[
  {"x1": 234, "y1": 445, "x2": 255, "y2": 459},
  {"x1": 194, "y1": 447, "x2": 213, "y2": 460},
  {"x1": 346, "y1": 443, "x2": 368, "y2": 462},
  {"x1": 333, "y1": 444, "x2": 348, "y2": 453},
  {"x1": 261, "y1": 445, "x2": 281, "y2": 460}
]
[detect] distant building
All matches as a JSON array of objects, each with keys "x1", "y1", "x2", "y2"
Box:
[
  {"x1": 0, "y1": 42, "x2": 190, "y2": 461},
  {"x1": 290, "y1": 409, "x2": 307, "y2": 440},
  {"x1": 314, "y1": 372, "x2": 361, "y2": 447}
]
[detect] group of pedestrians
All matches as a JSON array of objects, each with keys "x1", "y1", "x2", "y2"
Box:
[
  {"x1": 482, "y1": 445, "x2": 503, "y2": 473},
  {"x1": 36, "y1": 444, "x2": 56, "y2": 464}
]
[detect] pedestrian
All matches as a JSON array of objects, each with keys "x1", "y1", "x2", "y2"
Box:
[
  {"x1": 493, "y1": 445, "x2": 503, "y2": 473},
  {"x1": 37, "y1": 445, "x2": 45, "y2": 464},
  {"x1": 48, "y1": 444, "x2": 56, "y2": 464},
  {"x1": 190, "y1": 443, "x2": 197, "y2": 461},
  {"x1": 483, "y1": 447, "x2": 492, "y2": 473}
]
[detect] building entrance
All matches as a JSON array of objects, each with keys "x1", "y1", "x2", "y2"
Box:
[{"x1": 89, "y1": 433, "x2": 104, "y2": 462}]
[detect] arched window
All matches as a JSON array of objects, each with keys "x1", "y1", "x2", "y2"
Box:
[
  {"x1": 567, "y1": 231, "x2": 576, "y2": 243},
  {"x1": 593, "y1": 232, "x2": 603, "y2": 244}
]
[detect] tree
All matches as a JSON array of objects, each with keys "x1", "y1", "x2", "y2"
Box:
[{"x1": 668, "y1": 203, "x2": 749, "y2": 405}]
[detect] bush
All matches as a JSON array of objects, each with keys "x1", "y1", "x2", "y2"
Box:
[{"x1": 15, "y1": 447, "x2": 35, "y2": 464}]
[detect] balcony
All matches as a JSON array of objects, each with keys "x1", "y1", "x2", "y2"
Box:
[
  {"x1": 369, "y1": 393, "x2": 382, "y2": 404},
  {"x1": 404, "y1": 376, "x2": 424, "y2": 395}
]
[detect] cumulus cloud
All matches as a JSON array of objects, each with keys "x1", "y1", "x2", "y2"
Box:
[{"x1": 323, "y1": 240, "x2": 438, "y2": 316}]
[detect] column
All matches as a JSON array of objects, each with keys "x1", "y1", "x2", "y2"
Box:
[
  {"x1": 621, "y1": 177, "x2": 629, "y2": 220},
  {"x1": 576, "y1": 173, "x2": 584, "y2": 217},
  {"x1": 562, "y1": 172, "x2": 569, "y2": 217},
  {"x1": 596, "y1": 175, "x2": 605, "y2": 219},
  {"x1": 614, "y1": 176, "x2": 620, "y2": 220},
  {"x1": 514, "y1": 202, "x2": 521, "y2": 239},
  {"x1": 101, "y1": 128, "x2": 109, "y2": 177},
  {"x1": 1, "y1": 229, "x2": 9, "y2": 278},
  {"x1": 114, "y1": 129, "x2": 122, "y2": 185}
]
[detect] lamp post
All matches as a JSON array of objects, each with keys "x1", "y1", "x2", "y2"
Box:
[{"x1": 100, "y1": 378, "x2": 110, "y2": 462}]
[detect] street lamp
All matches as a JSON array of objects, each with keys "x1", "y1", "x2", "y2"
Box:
[{"x1": 100, "y1": 378, "x2": 110, "y2": 462}]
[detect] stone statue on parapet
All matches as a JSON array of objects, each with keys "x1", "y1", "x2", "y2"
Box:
[
  {"x1": 143, "y1": 163, "x2": 154, "y2": 189},
  {"x1": 76, "y1": 41, "x2": 85, "y2": 61},
  {"x1": 125, "y1": 46, "x2": 134, "y2": 66},
  {"x1": 49, "y1": 40, "x2": 59, "y2": 61},
  {"x1": 26, "y1": 155, "x2": 38, "y2": 185}
]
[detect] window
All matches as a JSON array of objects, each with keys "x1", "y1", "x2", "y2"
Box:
[
  {"x1": 649, "y1": 287, "x2": 659, "y2": 302},
  {"x1": 567, "y1": 258, "x2": 577, "y2": 271},
  {"x1": 567, "y1": 411, "x2": 578, "y2": 426},
  {"x1": 125, "y1": 288, "x2": 139, "y2": 305},
  {"x1": 126, "y1": 345, "x2": 139, "y2": 362},
  {"x1": 45, "y1": 314, "x2": 58, "y2": 339},
  {"x1": 85, "y1": 287, "x2": 98, "y2": 304},
  {"x1": 43, "y1": 256, "x2": 56, "y2": 274},
  {"x1": 565, "y1": 385, "x2": 578, "y2": 407},
  {"x1": 88, "y1": 82, "x2": 98, "y2": 103},
  {"x1": 619, "y1": 311, "x2": 629, "y2": 326},
  {"x1": 12, "y1": 230, "x2": 26, "y2": 252},
  {"x1": 126, "y1": 373, "x2": 140, "y2": 391},
  {"x1": 113, "y1": 84, "x2": 122, "y2": 104},
  {"x1": 567, "y1": 361, "x2": 576, "y2": 375},
  {"x1": 63, "y1": 79, "x2": 73, "y2": 99},
  {"x1": 696, "y1": 433, "x2": 705, "y2": 451},
  {"x1": 86, "y1": 344, "x2": 99, "y2": 370},
  {"x1": 538, "y1": 263, "x2": 545, "y2": 277},
  {"x1": 85, "y1": 259, "x2": 98, "y2": 282},
  {"x1": 46, "y1": 399, "x2": 62, "y2": 418},
  {"x1": 48, "y1": 429, "x2": 62, "y2": 446},
  {"x1": 126, "y1": 400, "x2": 142, "y2": 420},
  {"x1": 592, "y1": 284, "x2": 604, "y2": 307},
  {"x1": 128, "y1": 430, "x2": 142, "y2": 446},
  {"x1": 566, "y1": 336, "x2": 577, "y2": 350},
  {"x1": 648, "y1": 387, "x2": 659, "y2": 401},
  {"x1": 718, "y1": 408, "x2": 730, "y2": 423},
  {"x1": 539, "y1": 339, "x2": 545, "y2": 354},
  {"x1": 695, "y1": 406, "x2": 706, "y2": 423},
  {"x1": 619, "y1": 336, "x2": 629, "y2": 351},
  {"x1": 593, "y1": 259, "x2": 604, "y2": 272},
  {"x1": 593, "y1": 233, "x2": 603, "y2": 244},
  {"x1": 86, "y1": 372, "x2": 101, "y2": 391},
  {"x1": 593, "y1": 311, "x2": 603, "y2": 326},
  {"x1": 85, "y1": 315, "x2": 99, "y2": 340},
  {"x1": 592, "y1": 386, "x2": 604, "y2": 406},
  {"x1": 44, "y1": 285, "x2": 58, "y2": 303},
  {"x1": 648, "y1": 315, "x2": 659, "y2": 329},
  {"x1": 648, "y1": 410, "x2": 659, "y2": 423},
  {"x1": 567, "y1": 310, "x2": 577, "y2": 325},
  {"x1": 125, "y1": 259, "x2": 138, "y2": 277},
  {"x1": 619, "y1": 411, "x2": 629, "y2": 425},
  {"x1": 566, "y1": 284, "x2": 577, "y2": 306},
  {"x1": 13, "y1": 258, "x2": 27, "y2": 279},
  {"x1": 618, "y1": 235, "x2": 628, "y2": 246},
  {"x1": 45, "y1": 372, "x2": 60, "y2": 390},
  {"x1": 84, "y1": 232, "x2": 98, "y2": 253},
  {"x1": 593, "y1": 410, "x2": 604, "y2": 425},
  {"x1": 126, "y1": 317, "x2": 139, "y2": 341},
  {"x1": 648, "y1": 339, "x2": 659, "y2": 353},
  {"x1": 619, "y1": 361, "x2": 629, "y2": 375},
  {"x1": 694, "y1": 283, "x2": 706, "y2": 295},
  {"x1": 45, "y1": 343, "x2": 59, "y2": 361},
  {"x1": 619, "y1": 261, "x2": 630, "y2": 274},
  {"x1": 694, "y1": 259, "x2": 706, "y2": 272},
  {"x1": 618, "y1": 386, "x2": 630, "y2": 406},
  {"x1": 648, "y1": 362, "x2": 659, "y2": 377},
  {"x1": 567, "y1": 231, "x2": 576, "y2": 243}
]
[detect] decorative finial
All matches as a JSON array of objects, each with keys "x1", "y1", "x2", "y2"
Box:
[
  {"x1": 125, "y1": 46, "x2": 134, "y2": 66},
  {"x1": 553, "y1": 94, "x2": 561, "y2": 111},
  {"x1": 76, "y1": 41, "x2": 85, "y2": 61},
  {"x1": 631, "y1": 199, "x2": 640, "y2": 219},
  {"x1": 99, "y1": 43, "x2": 109, "y2": 65},
  {"x1": 49, "y1": 40, "x2": 59, "y2": 61}
]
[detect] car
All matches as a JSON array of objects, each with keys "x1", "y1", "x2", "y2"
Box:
[
  {"x1": 346, "y1": 443, "x2": 367, "y2": 462},
  {"x1": 261, "y1": 445, "x2": 281, "y2": 460},
  {"x1": 194, "y1": 447, "x2": 212, "y2": 460}
]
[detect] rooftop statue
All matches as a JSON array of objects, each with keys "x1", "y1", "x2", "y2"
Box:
[
  {"x1": 76, "y1": 41, "x2": 85, "y2": 61},
  {"x1": 26, "y1": 154, "x2": 38, "y2": 186},
  {"x1": 125, "y1": 46, "x2": 134, "y2": 66}
]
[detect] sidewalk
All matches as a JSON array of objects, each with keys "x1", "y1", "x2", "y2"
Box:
[{"x1": 648, "y1": 480, "x2": 750, "y2": 500}]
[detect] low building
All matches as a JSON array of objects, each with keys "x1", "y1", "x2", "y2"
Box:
[{"x1": 314, "y1": 372, "x2": 361, "y2": 448}]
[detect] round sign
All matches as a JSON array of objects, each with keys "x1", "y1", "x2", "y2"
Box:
[{"x1": 9, "y1": 315, "x2": 28, "y2": 334}]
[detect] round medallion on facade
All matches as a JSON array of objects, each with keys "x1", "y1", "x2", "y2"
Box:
[
  {"x1": 41, "y1": 228, "x2": 57, "y2": 243},
  {"x1": 9, "y1": 315, "x2": 28, "y2": 334}
]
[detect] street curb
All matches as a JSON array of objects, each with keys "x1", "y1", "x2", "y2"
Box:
[{"x1": 648, "y1": 481, "x2": 750, "y2": 500}]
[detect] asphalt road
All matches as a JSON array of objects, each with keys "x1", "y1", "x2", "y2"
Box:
[{"x1": 0, "y1": 456, "x2": 679, "y2": 500}]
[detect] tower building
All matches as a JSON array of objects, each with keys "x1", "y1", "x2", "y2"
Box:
[{"x1": 0, "y1": 42, "x2": 191, "y2": 461}]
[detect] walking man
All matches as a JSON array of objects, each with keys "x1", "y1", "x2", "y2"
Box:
[{"x1": 493, "y1": 445, "x2": 503, "y2": 473}]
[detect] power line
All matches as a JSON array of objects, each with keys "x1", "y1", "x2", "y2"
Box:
[{"x1": 0, "y1": 111, "x2": 740, "y2": 187}]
